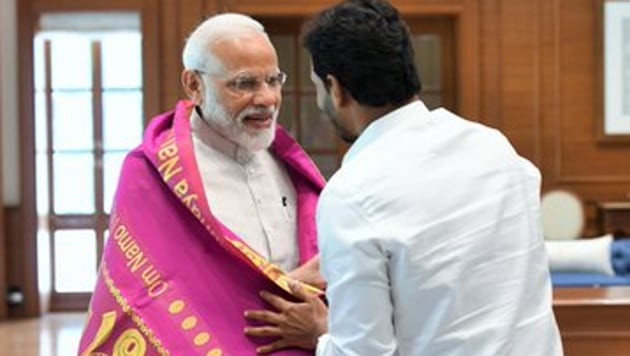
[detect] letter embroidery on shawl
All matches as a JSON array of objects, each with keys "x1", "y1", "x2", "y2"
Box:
[
  {"x1": 157, "y1": 132, "x2": 205, "y2": 224},
  {"x1": 154, "y1": 129, "x2": 323, "y2": 296}
]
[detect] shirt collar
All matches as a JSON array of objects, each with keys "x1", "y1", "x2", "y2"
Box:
[
  {"x1": 190, "y1": 107, "x2": 255, "y2": 164},
  {"x1": 342, "y1": 100, "x2": 431, "y2": 166}
]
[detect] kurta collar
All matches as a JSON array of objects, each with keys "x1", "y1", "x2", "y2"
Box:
[{"x1": 342, "y1": 100, "x2": 431, "y2": 166}]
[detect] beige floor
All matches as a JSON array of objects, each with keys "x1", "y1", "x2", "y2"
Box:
[{"x1": 0, "y1": 313, "x2": 85, "y2": 356}]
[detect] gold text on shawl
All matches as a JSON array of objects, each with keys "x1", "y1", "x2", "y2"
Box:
[
  {"x1": 157, "y1": 135, "x2": 182, "y2": 182},
  {"x1": 157, "y1": 134, "x2": 204, "y2": 221},
  {"x1": 113, "y1": 224, "x2": 169, "y2": 298}
]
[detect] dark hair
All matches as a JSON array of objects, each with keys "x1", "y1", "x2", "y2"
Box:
[{"x1": 301, "y1": 0, "x2": 421, "y2": 107}]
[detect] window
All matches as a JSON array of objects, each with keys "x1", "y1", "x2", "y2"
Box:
[{"x1": 34, "y1": 12, "x2": 143, "y2": 310}]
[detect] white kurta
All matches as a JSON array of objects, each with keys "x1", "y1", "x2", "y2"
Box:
[
  {"x1": 316, "y1": 101, "x2": 563, "y2": 356},
  {"x1": 190, "y1": 111, "x2": 299, "y2": 271}
]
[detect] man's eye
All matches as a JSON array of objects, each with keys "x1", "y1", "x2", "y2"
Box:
[
  {"x1": 235, "y1": 78, "x2": 258, "y2": 90},
  {"x1": 268, "y1": 77, "x2": 281, "y2": 86}
]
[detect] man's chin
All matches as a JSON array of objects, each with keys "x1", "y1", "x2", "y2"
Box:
[{"x1": 238, "y1": 130, "x2": 275, "y2": 151}]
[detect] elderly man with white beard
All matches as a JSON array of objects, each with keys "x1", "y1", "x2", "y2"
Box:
[{"x1": 78, "y1": 13, "x2": 325, "y2": 355}]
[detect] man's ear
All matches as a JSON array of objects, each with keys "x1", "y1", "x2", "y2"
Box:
[
  {"x1": 181, "y1": 70, "x2": 203, "y2": 105},
  {"x1": 326, "y1": 74, "x2": 348, "y2": 109}
]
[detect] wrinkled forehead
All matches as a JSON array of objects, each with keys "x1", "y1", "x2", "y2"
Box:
[{"x1": 210, "y1": 31, "x2": 278, "y2": 75}]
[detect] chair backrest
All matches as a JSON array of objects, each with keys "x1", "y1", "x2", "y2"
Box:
[{"x1": 540, "y1": 190, "x2": 585, "y2": 240}]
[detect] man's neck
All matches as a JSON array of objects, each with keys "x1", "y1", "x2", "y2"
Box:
[{"x1": 354, "y1": 95, "x2": 420, "y2": 134}]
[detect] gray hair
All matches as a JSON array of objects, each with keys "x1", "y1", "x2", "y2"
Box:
[{"x1": 182, "y1": 13, "x2": 267, "y2": 74}]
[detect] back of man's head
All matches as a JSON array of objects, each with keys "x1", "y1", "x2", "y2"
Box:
[
  {"x1": 301, "y1": 0, "x2": 421, "y2": 107},
  {"x1": 182, "y1": 13, "x2": 267, "y2": 75}
]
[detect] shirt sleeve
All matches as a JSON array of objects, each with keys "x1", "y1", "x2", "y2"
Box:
[{"x1": 315, "y1": 187, "x2": 397, "y2": 356}]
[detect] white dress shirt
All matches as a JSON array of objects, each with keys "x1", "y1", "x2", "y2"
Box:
[
  {"x1": 316, "y1": 101, "x2": 563, "y2": 355},
  {"x1": 190, "y1": 111, "x2": 299, "y2": 271}
]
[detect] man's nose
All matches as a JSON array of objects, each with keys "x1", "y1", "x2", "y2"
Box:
[{"x1": 251, "y1": 83, "x2": 279, "y2": 107}]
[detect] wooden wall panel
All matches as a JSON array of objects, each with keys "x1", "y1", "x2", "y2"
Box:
[
  {"x1": 554, "y1": 0, "x2": 630, "y2": 201},
  {"x1": 15, "y1": 0, "x2": 39, "y2": 318},
  {"x1": 141, "y1": 0, "x2": 162, "y2": 120},
  {"x1": 220, "y1": 0, "x2": 481, "y2": 120},
  {"x1": 0, "y1": 29, "x2": 6, "y2": 320},
  {"x1": 539, "y1": 0, "x2": 561, "y2": 190},
  {"x1": 159, "y1": 0, "x2": 184, "y2": 111},
  {"x1": 222, "y1": 0, "x2": 466, "y2": 16},
  {"x1": 481, "y1": 0, "x2": 630, "y2": 232},
  {"x1": 158, "y1": 0, "x2": 209, "y2": 113},
  {"x1": 4, "y1": 207, "x2": 27, "y2": 318},
  {"x1": 0, "y1": 159, "x2": 5, "y2": 320},
  {"x1": 499, "y1": 0, "x2": 541, "y2": 163},
  {"x1": 479, "y1": 0, "x2": 500, "y2": 128}
]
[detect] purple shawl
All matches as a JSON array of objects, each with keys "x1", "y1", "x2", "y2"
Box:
[{"x1": 78, "y1": 100, "x2": 325, "y2": 355}]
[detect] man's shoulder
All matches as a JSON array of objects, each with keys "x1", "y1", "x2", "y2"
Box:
[{"x1": 118, "y1": 147, "x2": 156, "y2": 180}]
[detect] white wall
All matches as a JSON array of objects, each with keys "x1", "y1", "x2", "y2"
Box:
[{"x1": 0, "y1": 0, "x2": 20, "y2": 205}]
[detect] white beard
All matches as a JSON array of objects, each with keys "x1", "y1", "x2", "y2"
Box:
[{"x1": 200, "y1": 91, "x2": 278, "y2": 152}]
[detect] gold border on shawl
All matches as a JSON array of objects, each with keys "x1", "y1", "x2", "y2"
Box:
[
  {"x1": 225, "y1": 238, "x2": 322, "y2": 295},
  {"x1": 156, "y1": 124, "x2": 323, "y2": 297},
  {"x1": 102, "y1": 263, "x2": 170, "y2": 356}
]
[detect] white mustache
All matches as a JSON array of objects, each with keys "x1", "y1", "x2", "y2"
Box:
[{"x1": 237, "y1": 106, "x2": 277, "y2": 121}]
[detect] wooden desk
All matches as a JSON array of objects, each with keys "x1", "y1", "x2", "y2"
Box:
[
  {"x1": 553, "y1": 287, "x2": 630, "y2": 356},
  {"x1": 597, "y1": 202, "x2": 630, "y2": 238}
]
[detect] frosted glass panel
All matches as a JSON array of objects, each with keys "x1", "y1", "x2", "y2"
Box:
[
  {"x1": 300, "y1": 97, "x2": 337, "y2": 150},
  {"x1": 50, "y1": 34, "x2": 92, "y2": 89},
  {"x1": 101, "y1": 33, "x2": 142, "y2": 88},
  {"x1": 270, "y1": 35, "x2": 296, "y2": 90},
  {"x1": 52, "y1": 92, "x2": 93, "y2": 151},
  {"x1": 103, "y1": 91, "x2": 143, "y2": 150},
  {"x1": 54, "y1": 230, "x2": 97, "y2": 292},
  {"x1": 36, "y1": 154, "x2": 49, "y2": 215},
  {"x1": 34, "y1": 37, "x2": 46, "y2": 90},
  {"x1": 35, "y1": 92, "x2": 48, "y2": 151},
  {"x1": 53, "y1": 153, "x2": 95, "y2": 214},
  {"x1": 37, "y1": 230, "x2": 52, "y2": 296},
  {"x1": 103, "y1": 152, "x2": 126, "y2": 213},
  {"x1": 412, "y1": 35, "x2": 441, "y2": 90}
]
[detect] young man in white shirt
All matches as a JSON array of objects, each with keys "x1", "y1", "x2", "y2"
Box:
[{"x1": 244, "y1": 1, "x2": 563, "y2": 355}]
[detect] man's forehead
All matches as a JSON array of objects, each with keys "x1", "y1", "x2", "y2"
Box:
[{"x1": 210, "y1": 33, "x2": 278, "y2": 73}]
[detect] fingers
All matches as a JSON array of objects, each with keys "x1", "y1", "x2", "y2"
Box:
[
  {"x1": 244, "y1": 309, "x2": 283, "y2": 325},
  {"x1": 288, "y1": 280, "x2": 312, "y2": 301},
  {"x1": 256, "y1": 339, "x2": 290, "y2": 354},
  {"x1": 243, "y1": 325, "x2": 282, "y2": 337},
  {"x1": 259, "y1": 290, "x2": 292, "y2": 310}
]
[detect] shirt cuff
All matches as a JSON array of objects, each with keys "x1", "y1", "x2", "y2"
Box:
[{"x1": 315, "y1": 333, "x2": 331, "y2": 356}]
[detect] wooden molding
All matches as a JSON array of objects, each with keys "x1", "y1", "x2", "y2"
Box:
[
  {"x1": 0, "y1": 9, "x2": 6, "y2": 319},
  {"x1": 16, "y1": 0, "x2": 40, "y2": 318},
  {"x1": 554, "y1": 287, "x2": 630, "y2": 356}
]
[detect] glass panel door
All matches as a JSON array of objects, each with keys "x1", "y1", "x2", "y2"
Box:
[{"x1": 34, "y1": 12, "x2": 143, "y2": 310}]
